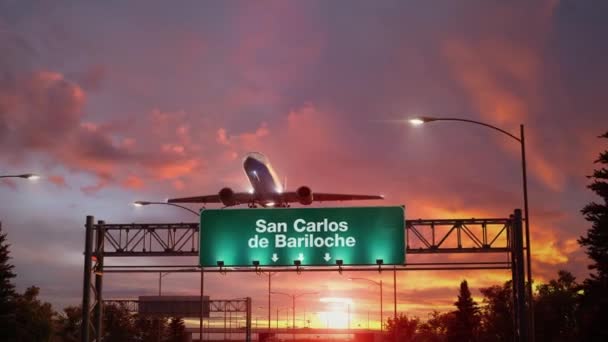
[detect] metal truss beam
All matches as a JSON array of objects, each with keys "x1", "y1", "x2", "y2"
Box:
[{"x1": 97, "y1": 218, "x2": 511, "y2": 257}]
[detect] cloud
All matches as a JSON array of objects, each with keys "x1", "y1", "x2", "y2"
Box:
[
  {"x1": 68, "y1": 64, "x2": 105, "y2": 91},
  {"x1": 121, "y1": 175, "x2": 144, "y2": 189},
  {"x1": 0, "y1": 71, "x2": 85, "y2": 149},
  {"x1": 439, "y1": 1, "x2": 570, "y2": 192},
  {"x1": 47, "y1": 175, "x2": 68, "y2": 188},
  {"x1": 0, "y1": 68, "x2": 209, "y2": 193},
  {"x1": 215, "y1": 123, "x2": 270, "y2": 151}
]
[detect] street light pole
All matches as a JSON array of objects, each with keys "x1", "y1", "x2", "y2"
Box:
[
  {"x1": 349, "y1": 278, "x2": 383, "y2": 332},
  {"x1": 276, "y1": 307, "x2": 289, "y2": 329},
  {"x1": 132, "y1": 200, "x2": 201, "y2": 340},
  {"x1": 133, "y1": 201, "x2": 200, "y2": 217},
  {"x1": 158, "y1": 272, "x2": 171, "y2": 296},
  {"x1": 264, "y1": 272, "x2": 278, "y2": 332},
  {"x1": 409, "y1": 116, "x2": 534, "y2": 340},
  {"x1": 271, "y1": 291, "x2": 319, "y2": 340},
  {"x1": 0, "y1": 173, "x2": 39, "y2": 180}
]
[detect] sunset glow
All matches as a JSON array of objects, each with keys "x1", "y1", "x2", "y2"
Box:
[
  {"x1": 0, "y1": 2, "x2": 606, "y2": 337},
  {"x1": 319, "y1": 297, "x2": 353, "y2": 329}
]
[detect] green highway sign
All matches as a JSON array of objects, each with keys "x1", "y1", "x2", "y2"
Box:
[{"x1": 199, "y1": 206, "x2": 405, "y2": 267}]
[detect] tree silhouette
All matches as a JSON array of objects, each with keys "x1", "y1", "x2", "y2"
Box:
[
  {"x1": 447, "y1": 280, "x2": 480, "y2": 342},
  {"x1": 14, "y1": 286, "x2": 55, "y2": 341},
  {"x1": 417, "y1": 310, "x2": 451, "y2": 342},
  {"x1": 386, "y1": 313, "x2": 419, "y2": 341},
  {"x1": 0, "y1": 222, "x2": 17, "y2": 339},
  {"x1": 103, "y1": 302, "x2": 136, "y2": 341},
  {"x1": 164, "y1": 317, "x2": 186, "y2": 342},
  {"x1": 579, "y1": 131, "x2": 608, "y2": 340},
  {"x1": 534, "y1": 270, "x2": 580, "y2": 342},
  {"x1": 134, "y1": 315, "x2": 168, "y2": 342},
  {"x1": 56, "y1": 305, "x2": 82, "y2": 342},
  {"x1": 479, "y1": 281, "x2": 512, "y2": 342}
]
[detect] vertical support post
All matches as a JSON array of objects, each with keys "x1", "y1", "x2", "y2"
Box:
[
  {"x1": 200, "y1": 270, "x2": 204, "y2": 342},
  {"x1": 380, "y1": 280, "x2": 383, "y2": 332},
  {"x1": 512, "y1": 209, "x2": 528, "y2": 341},
  {"x1": 246, "y1": 297, "x2": 252, "y2": 342},
  {"x1": 393, "y1": 266, "x2": 397, "y2": 320},
  {"x1": 348, "y1": 303, "x2": 351, "y2": 330},
  {"x1": 509, "y1": 215, "x2": 518, "y2": 340},
  {"x1": 81, "y1": 215, "x2": 94, "y2": 342},
  {"x1": 268, "y1": 272, "x2": 271, "y2": 332},
  {"x1": 520, "y1": 124, "x2": 535, "y2": 341},
  {"x1": 94, "y1": 220, "x2": 105, "y2": 342},
  {"x1": 393, "y1": 266, "x2": 397, "y2": 342},
  {"x1": 224, "y1": 302, "x2": 227, "y2": 341},
  {"x1": 292, "y1": 295, "x2": 296, "y2": 340}
]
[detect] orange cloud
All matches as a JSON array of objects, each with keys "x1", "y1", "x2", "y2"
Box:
[
  {"x1": 215, "y1": 123, "x2": 270, "y2": 154},
  {"x1": 122, "y1": 175, "x2": 144, "y2": 189},
  {"x1": 156, "y1": 159, "x2": 200, "y2": 180},
  {"x1": 442, "y1": 38, "x2": 566, "y2": 191},
  {"x1": 48, "y1": 175, "x2": 68, "y2": 188}
]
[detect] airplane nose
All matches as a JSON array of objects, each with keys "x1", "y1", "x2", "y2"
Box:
[{"x1": 243, "y1": 157, "x2": 255, "y2": 168}]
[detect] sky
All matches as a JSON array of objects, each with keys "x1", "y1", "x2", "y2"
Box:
[{"x1": 1, "y1": 0, "x2": 608, "y2": 328}]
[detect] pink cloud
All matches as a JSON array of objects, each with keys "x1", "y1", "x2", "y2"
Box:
[
  {"x1": 122, "y1": 175, "x2": 144, "y2": 189},
  {"x1": 47, "y1": 175, "x2": 68, "y2": 188}
]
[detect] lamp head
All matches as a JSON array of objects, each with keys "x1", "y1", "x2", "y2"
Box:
[
  {"x1": 20, "y1": 173, "x2": 40, "y2": 180},
  {"x1": 133, "y1": 201, "x2": 150, "y2": 207},
  {"x1": 408, "y1": 116, "x2": 437, "y2": 126}
]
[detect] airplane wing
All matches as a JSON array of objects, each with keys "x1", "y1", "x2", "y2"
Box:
[
  {"x1": 282, "y1": 192, "x2": 384, "y2": 203},
  {"x1": 167, "y1": 193, "x2": 254, "y2": 204},
  {"x1": 167, "y1": 195, "x2": 221, "y2": 204},
  {"x1": 311, "y1": 193, "x2": 384, "y2": 202}
]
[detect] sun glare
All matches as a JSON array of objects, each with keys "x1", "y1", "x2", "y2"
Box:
[{"x1": 319, "y1": 297, "x2": 353, "y2": 329}]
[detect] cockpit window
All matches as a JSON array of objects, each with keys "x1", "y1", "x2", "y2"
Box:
[{"x1": 244, "y1": 152, "x2": 268, "y2": 164}]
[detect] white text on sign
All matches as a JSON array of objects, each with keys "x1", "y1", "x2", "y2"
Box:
[{"x1": 248, "y1": 218, "x2": 356, "y2": 249}]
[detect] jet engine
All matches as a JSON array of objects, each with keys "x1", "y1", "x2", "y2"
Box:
[
  {"x1": 218, "y1": 187, "x2": 237, "y2": 206},
  {"x1": 296, "y1": 186, "x2": 313, "y2": 205}
]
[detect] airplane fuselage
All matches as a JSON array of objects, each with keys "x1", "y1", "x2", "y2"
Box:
[{"x1": 243, "y1": 153, "x2": 283, "y2": 206}]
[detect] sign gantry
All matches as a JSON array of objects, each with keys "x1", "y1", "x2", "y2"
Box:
[{"x1": 81, "y1": 208, "x2": 528, "y2": 342}]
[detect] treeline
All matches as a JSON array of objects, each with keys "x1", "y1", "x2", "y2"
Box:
[
  {"x1": 57, "y1": 304, "x2": 187, "y2": 342},
  {"x1": 386, "y1": 271, "x2": 580, "y2": 341},
  {"x1": 0, "y1": 224, "x2": 187, "y2": 342}
]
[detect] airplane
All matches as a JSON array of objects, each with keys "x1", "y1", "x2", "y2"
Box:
[{"x1": 167, "y1": 152, "x2": 384, "y2": 208}]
